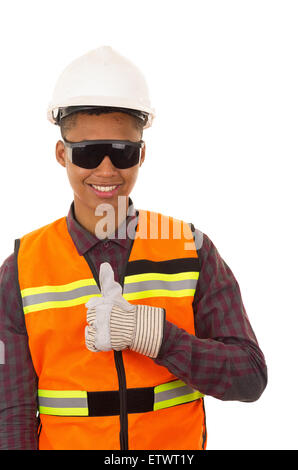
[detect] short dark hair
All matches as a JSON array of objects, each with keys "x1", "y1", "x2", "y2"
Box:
[{"x1": 60, "y1": 109, "x2": 144, "y2": 140}]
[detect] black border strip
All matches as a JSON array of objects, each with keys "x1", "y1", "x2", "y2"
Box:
[
  {"x1": 126, "y1": 257, "x2": 200, "y2": 276},
  {"x1": 87, "y1": 387, "x2": 154, "y2": 417}
]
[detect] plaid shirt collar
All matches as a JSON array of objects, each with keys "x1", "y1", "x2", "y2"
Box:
[{"x1": 66, "y1": 197, "x2": 138, "y2": 256}]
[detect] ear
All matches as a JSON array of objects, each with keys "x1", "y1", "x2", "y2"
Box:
[
  {"x1": 139, "y1": 141, "x2": 146, "y2": 167},
  {"x1": 56, "y1": 140, "x2": 67, "y2": 168}
]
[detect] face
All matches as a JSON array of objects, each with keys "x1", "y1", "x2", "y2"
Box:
[{"x1": 56, "y1": 112, "x2": 145, "y2": 233}]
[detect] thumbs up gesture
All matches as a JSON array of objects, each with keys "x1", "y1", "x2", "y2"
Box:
[
  {"x1": 85, "y1": 262, "x2": 135, "y2": 352},
  {"x1": 85, "y1": 262, "x2": 165, "y2": 358}
]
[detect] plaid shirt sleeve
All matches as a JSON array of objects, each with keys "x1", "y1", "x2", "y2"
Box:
[
  {"x1": 154, "y1": 230, "x2": 268, "y2": 402},
  {"x1": 0, "y1": 253, "x2": 39, "y2": 450}
]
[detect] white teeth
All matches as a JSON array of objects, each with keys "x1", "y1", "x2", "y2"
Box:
[{"x1": 91, "y1": 184, "x2": 118, "y2": 192}]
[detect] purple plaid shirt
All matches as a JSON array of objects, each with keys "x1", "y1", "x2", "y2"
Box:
[{"x1": 0, "y1": 198, "x2": 267, "y2": 449}]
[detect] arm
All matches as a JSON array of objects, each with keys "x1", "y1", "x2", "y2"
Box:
[
  {"x1": 0, "y1": 253, "x2": 39, "y2": 449},
  {"x1": 154, "y1": 231, "x2": 268, "y2": 402}
]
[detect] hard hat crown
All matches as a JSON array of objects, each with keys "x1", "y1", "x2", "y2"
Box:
[{"x1": 47, "y1": 46, "x2": 155, "y2": 129}]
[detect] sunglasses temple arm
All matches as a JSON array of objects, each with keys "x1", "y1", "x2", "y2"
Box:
[{"x1": 65, "y1": 146, "x2": 73, "y2": 163}]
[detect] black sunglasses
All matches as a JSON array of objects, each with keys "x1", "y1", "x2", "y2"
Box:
[{"x1": 63, "y1": 138, "x2": 145, "y2": 169}]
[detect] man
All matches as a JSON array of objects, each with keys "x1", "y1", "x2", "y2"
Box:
[{"x1": 0, "y1": 46, "x2": 267, "y2": 450}]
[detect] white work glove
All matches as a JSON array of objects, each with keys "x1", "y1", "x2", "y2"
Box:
[{"x1": 85, "y1": 262, "x2": 165, "y2": 358}]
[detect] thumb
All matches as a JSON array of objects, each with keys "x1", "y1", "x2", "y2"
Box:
[{"x1": 99, "y1": 262, "x2": 122, "y2": 299}]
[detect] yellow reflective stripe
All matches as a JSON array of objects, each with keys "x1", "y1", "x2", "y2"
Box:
[
  {"x1": 21, "y1": 278, "x2": 97, "y2": 297},
  {"x1": 39, "y1": 406, "x2": 88, "y2": 416},
  {"x1": 154, "y1": 391, "x2": 203, "y2": 411},
  {"x1": 155, "y1": 379, "x2": 185, "y2": 394},
  {"x1": 38, "y1": 390, "x2": 87, "y2": 398},
  {"x1": 23, "y1": 294, "x2": 101, "y2": 315},
  {"x1": 124, "y1": 272, "x2": 200, "y2": 284},
  {"x1": 124, "y1": 289, "x2": 196, "y2": 301}
]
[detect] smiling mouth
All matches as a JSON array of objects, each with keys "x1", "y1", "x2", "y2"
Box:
[
  {"x1": 89, "y1": 183, "x2": 119, "y2": 192},
  {"x1": 87, "y1": 183, "x2": 121, "y2": 196}
]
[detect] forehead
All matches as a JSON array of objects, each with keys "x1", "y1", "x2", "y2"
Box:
[
  {"x1": 75, "y1": 112, "x2": 135, "y2": 126},
  {"x1": 65, "y1": 112, "x2": 140, "y2": 141}
]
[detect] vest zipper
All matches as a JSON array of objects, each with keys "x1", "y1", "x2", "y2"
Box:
[
  {"x1": 83, "y1": 251, "x2": 130, "y2": 450},
  {"x1": 114, "y1": 351, "x2": 129, "y2": 450}
]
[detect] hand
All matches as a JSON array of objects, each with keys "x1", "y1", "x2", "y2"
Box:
[{"x1": 85, "y1": 262, "x2": 135, "y2": 352}]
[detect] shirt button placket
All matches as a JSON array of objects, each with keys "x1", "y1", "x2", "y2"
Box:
[{"x1": 100, "y1": 240, "x2": 110, "y2": 263}]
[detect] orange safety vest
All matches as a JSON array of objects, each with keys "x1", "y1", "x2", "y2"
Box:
[{"x1": 15, "y1": 208, "x2": 207, "y2": 450}]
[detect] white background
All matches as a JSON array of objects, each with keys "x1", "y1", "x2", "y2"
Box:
[{"x1": 0, "y1": 0, "x2": 297, "y2": 450}]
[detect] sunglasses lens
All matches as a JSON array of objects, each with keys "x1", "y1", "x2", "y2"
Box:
[
  {"x1": 111, "y1": 145, "x2": 140, "y2": 169},
  {"x1": 70, "y1": 143, "x2": 140, "y2": 169},
  {"x1": 71, "y1": 145, "x2": 104, "y2": 169}
]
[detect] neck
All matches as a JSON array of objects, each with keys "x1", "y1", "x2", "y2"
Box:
[{"x1": 73, "y1": 196, "x2": 130, "y2": 239}]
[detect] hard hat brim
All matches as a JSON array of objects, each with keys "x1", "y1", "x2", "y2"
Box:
[
  {"x1": 47, "y1": 96, "x2": 155, "y2": 129},
  {"x1": 51, "y1": 105, "x2": 150, "y2": 128}
]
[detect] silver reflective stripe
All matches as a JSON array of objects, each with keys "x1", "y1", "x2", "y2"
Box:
[
  {"x1": 38, "y1": 390, "x2": 89, "y2": 416},
  {"x1": 21, "y1": 279, "x2": 101, "y2": 314},
  {"x1": 22, "y1": 284, "x2": 100, "y2": 308},
  {"x1": 38, "y1": 396, "x2": 88, "y2": 409},
  {"x1": 123, "y1": 278, "x2": 198, "y2": 294},
  {"x1": 154, "y1": 380, "x2": 204, "y2": 411}
]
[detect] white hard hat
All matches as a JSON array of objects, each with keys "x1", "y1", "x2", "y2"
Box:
[{"x1": 47, "y1": 46, "x2": 155, "y2": 129}]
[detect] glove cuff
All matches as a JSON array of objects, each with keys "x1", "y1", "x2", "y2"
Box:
[
  {"x1": 110, "y1": 304, "x2": 165, "y2": 358},
  {"x1": 132, "y1": 305, "x2": 165, "y2": 358},
  {"x1": 110, "y1": 305, "x2": 137, "y2": 351}
]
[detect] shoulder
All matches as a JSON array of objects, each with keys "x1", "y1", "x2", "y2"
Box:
[
  {"x1": 186, "y1": 223, "x2": 223, "y2": 271},
  {"x1": 0, "y1": 252, "x2": 15, "y2": 282},
  {"x1": 0, "y1": 252, "x2": 24, "y2": 326},
  {"x1": 16, "y1": 216, "x2": 67, "y2": 247}
]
